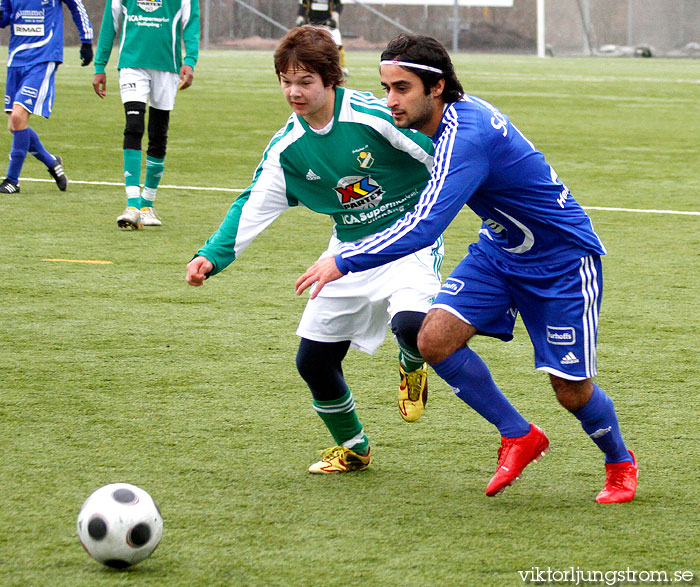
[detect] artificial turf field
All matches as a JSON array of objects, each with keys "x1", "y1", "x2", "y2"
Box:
[{"x1": 1, "y1": 48, "x2": 699, "y2": 586}]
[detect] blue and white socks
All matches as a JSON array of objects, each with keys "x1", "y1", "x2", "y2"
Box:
[
  {"x1": 573, "y1": 383, "x2": 632, "y2": 464},
  {"x1": 432, "y1": 346, "x2": 531, "y2": 438}
]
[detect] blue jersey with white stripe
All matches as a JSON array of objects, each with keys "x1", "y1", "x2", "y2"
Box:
[
  {"x1": 0, "y1": 0, "x2": 93, "y2": 67},
  {"x1": 336, "y1": 96, "x2": 606, "y2": 274}
]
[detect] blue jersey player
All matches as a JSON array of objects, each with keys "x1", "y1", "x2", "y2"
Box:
[
  {"x1": 0, "y1": 0, "x2": 93, "y2": 194},
  {"x1": 297, "y1": 34, "x2": 638, "y2": 503}
]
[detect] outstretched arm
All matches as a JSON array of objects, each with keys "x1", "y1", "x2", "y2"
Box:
[
  {"x1": 186, "y1": 256, "x2": 214, "y2": 286},
  {"x1": 295, "y1": 256, "x2": 344, "y2": 299}
]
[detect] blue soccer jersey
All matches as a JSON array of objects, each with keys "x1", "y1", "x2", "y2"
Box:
[
  {"x1": 0, "y1": 0, "x2": 93, "y2": 67},
  {"x1": 335, "y1": 96, "x2": 606, "y2": 274}
]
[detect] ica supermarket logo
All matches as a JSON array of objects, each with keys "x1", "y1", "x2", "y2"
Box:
[
  {"x1": 334, "y1": 176, "x2": 384, "y2": 210},
  {"x1": 137, "y1": 0, "x2": 162, "y2": 12}
]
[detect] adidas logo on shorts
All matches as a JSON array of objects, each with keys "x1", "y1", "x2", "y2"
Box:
[{"x1": 560, "y1": 352, "x2": 579, "y2": 365}]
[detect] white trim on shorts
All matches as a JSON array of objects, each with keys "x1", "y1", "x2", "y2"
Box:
[{"x1": 429, "y1": 303, "x2": 474, "y2": 326}]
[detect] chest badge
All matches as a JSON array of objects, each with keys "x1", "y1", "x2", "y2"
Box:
[{"x1": 357, "y1": 151, "x2": 374, "y2": 169}]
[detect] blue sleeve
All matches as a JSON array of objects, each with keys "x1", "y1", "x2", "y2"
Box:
[
  {"x1": 336, "y1": 107, "x2": 489, "y2": 274},
  {"x1": 0, "y1": 0, "x2": 11, "y2": 28},
  {"x1": 62, "y1": 0, "x2": 93, "y2": 42}
]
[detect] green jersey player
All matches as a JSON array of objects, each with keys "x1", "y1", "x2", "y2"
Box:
[
  {"x1": 186, "y1": 26, "x2": 443, "y2": 474},
  {"x1": 92, "y1": 0, "x2": 200, "y2": 229}
]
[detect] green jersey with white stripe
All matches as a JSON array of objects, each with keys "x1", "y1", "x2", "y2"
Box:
[
  {"x1": 198, "y1": 87, "x2": 434, "y2": 276},
  {"x1": 94, "y1": 0, "x2": 200, "y2": 74}
]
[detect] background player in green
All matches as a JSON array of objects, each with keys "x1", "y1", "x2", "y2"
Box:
[
  {"x1": 186, "y1": 26, "x2": 443, "y2": 474},
  {"x1": 92, "y1": 0, "x2": 200, "y2": 229}
]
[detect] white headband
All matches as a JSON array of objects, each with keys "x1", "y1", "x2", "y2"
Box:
[{"x1": 379, "y1": 60, "x2": 443, "y2": 75}]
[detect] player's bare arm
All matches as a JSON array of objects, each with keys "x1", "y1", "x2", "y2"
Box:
[
  {"x1": 295, "y1": 256, "x2": 344, "y2": 299},
  {"x1": 93, "y1": 73, "x2": 106, "y2": 98},
  {"x1": 179, "y1": 64, "x2": 194, "y2": 90},
  {"x1": 186, "y1": 256, "x2": 214, "y2": 286}
]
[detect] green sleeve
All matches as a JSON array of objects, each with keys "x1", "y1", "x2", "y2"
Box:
[
  {"x1": 94, "y1": 1, "x2": 119, "y2": 74},
  {"x1": 182, "y1": 0, "x2": 200, "y2": 69},
  {"x1": 196, "y1": 190, "x2": 250, "y2": 277}
]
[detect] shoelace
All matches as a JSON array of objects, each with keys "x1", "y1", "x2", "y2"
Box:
[
  {"x1": 321, "y1": 446, "x2": 347, "y2": 460},
  {"x1": 605, "y1": 465, "x2": 633, "y2": 489},
  {"x1": 405, "y1": 372, "x2": 422, "y2": 400},
  {"x1": 496, "y1": 437, "x2": 515, "y2": 466}
]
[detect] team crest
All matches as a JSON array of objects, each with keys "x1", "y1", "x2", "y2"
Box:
[
  {"x1": 356, "y1": 151, "x2": 374, "y2": 169},
  {"x1": 137, "y1": 0, "x2": 161, "y2": 12},
  {"x1": 335, "y1": 176, "x2": 384, "y2": 210}
]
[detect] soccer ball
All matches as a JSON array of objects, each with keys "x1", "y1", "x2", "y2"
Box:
[{"x1": 77, "y1": 483, "x2": 163, "y2": 569}]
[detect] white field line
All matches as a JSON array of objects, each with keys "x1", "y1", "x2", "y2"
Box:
[
  {"x1": 584, "y1": 206, "x2": 700, "y2": 216},
  {"x1": 23, "y1": 177, "x2": 699, "y2": 216},
  {"x1": 22, "y1": 177, "x2": 245, "y2": 193}
]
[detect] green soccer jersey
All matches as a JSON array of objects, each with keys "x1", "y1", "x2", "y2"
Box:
[
  {"x1": 94, "y1": 0, "x2": 200, "y2": 74},
  {"x1": 198, "y1": 87, "x2": 435, "y2": 276}
]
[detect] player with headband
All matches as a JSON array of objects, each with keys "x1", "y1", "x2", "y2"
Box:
[{"x1": 297, "y1": 33, "x2": 638, "y2": 503}]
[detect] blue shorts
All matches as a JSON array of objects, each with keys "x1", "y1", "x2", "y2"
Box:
[
  {"x1": 4, "y1": 61, "x2": 58, "y2": 118},
  {"x1": 432, "y1": 244, "x2": 603, "y2": 380}
]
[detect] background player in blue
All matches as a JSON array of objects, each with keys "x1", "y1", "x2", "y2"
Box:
[
  {"x1": 297, "y1": 34, "x2": 638, "y2": 503},
  {"x1": 0, "y1": 0, "x2": 93, "y2": 194}
]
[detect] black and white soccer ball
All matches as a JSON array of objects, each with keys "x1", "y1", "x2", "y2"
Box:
[{"x1": 77, "y1": 483, "x2": 163, "y2": 569}]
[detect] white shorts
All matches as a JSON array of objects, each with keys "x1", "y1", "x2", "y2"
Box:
[
  {"x1": 296, "y1": 234, "x2": 444, "y2": 354},
  {"x1": 119, "y1": 68, "x2": 179, "y2": 110},
  {"x1": 327, "y1": 26, "x2": 342, "y2": 47}
]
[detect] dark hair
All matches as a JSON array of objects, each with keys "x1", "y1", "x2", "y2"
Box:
[
  {"x1": 274, "y1": 25, "x2": 344, "y2": 88},
  {"x1": 380, "y1": 34, "x2": 464, "y2": 103}
]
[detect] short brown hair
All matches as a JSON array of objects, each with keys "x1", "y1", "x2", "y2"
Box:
[{"x1": 274, "y1": 25, "x2": 344, "y2": 88}]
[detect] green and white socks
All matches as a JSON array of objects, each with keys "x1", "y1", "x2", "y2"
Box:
[
  {"x1": 312, "y1": 389, "x2": 370, "y2": 456},
  {"x1": 123, "y1": 149, "x2": 165, "y2": 208},
  {"x1": 399, "y1": 346, "x2": 425, "y2": 373}
]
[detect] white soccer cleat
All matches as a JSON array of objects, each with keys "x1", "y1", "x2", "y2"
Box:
[
  {"x1": 140, "y1": 207, "x2": 162, "y2": 226},
  {"x1": 117, "y1": 206, "x2": 143, "y2": 230}
]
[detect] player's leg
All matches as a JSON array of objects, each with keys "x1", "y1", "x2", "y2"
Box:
[
  {"x1": 139, "y1": 106, "x2": 169, "y2": 225},
  {"x1": 296, "y1": 338, "x2": 371, "y2": 473},
  {"x1": 116, "y1": 69, "x2": 150, "y2": 229},
  {"x1": 20, "y1": 62, "x2": 67, "y2": 190},
  {"x1": 391, "y1": 311, "x2": 429, "y2": 422},
  {"x1": 421, "y1": 246, "x2": 548, "y2": 496},
  {"x1": 551, "y1": 376, "x2": 632, "y2": 461},
  {"x1": 295, "y1": 254, "x2": 396, "y2": 472},
  {"x1": 139, "y1": 71, "x2": 179, "y2": 226},
  {"x1": 385, "y1": 237, "x2": 444, "y2": 422},
  {"x1": 117, "y1": 99, "x2": 146, "y2": 229},
  {"x1": 518, "y1": 254, "x2": 636, "y2": 502},
  {"x1": 2, "y1": 67, "x2": 23, "y2": 192},
  {"x1": 2, "y1": 103, "x2": 31, "y2": 193},
  {"x1": 1, "y1": 62, "x2": 67, "y2": 194},
  {"x1": 418, "y1": 309, "x2": 532, "y2": 438}
]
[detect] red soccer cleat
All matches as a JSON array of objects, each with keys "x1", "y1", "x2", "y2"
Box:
[
  {"x1": 596, "y1": 450, "x2": 638, "y2": 504},
  {"x1": 486, "y1": 424, "x2": 550, "y2": 496}
]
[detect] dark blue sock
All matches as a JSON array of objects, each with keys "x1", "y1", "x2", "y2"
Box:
[
  {"x1": 432, "y1": 346, "x2": 531, "y2": 438},
  {"x1": 573, "y1": 383, "x2": 631, "y2": 464},
  {"x1": 7, "y1": 128, "x2": 30, "y2": 184},
  {"x1": 26, "y1": 127, "x2": 55, "y2": 167}
]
